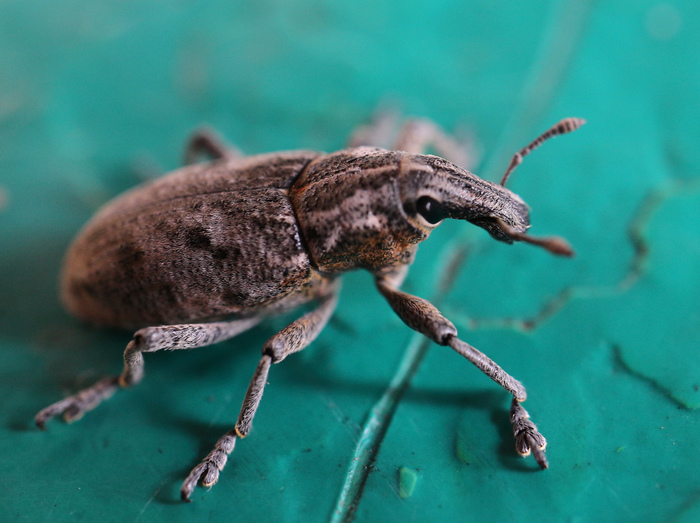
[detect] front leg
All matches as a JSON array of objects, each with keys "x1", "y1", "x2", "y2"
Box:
[
  {"x1": 375, "y1": 272, "x2": 548, "y2": 469},
  {"x1": 348, "y1": 110, "x2": 475, "y2": 169}
]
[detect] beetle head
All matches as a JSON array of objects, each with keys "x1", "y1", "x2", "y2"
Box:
[
  {"x1": 398, "y1": 154, "x2": 530, "y2": 243},
  {"x1": 398, "y1": 153, "x2": 573, "y2": 256},
  {"x1": 398, "y1": 117, "x2": 585, "y2": 256}
]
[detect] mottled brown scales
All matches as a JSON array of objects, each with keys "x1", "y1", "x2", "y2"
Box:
[
  {"x1": 62, "y1": 152, "x2": 321, "y2": 328},
  {"x1": 37, "y1": 117, "x2": 585, "y2": 502}
]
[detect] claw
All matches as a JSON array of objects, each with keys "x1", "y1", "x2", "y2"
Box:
[
  {"x1": 510, "y1": 399, "x2": 548, "y2": 470},
  {"x1": 181, "y1": 463, "x2": 208, "y2": 502},
  {"x1": 180, "y1": 462, "x2": 221, "y2": 501},
  {"x1": 35, "y1": 376, "x2": 119, "y2": 429},
  {"x1": 180, "y1": 433, "x2": 236, "y2": 501}
]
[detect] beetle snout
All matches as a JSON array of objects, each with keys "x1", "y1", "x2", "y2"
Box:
[
  {"x1": 466, "y1": 191, "x2": 574, "y2": 257},
  {"x1": 438, "y1": 177, "x2": 531, "y2": 244},
  {"x1": 462, "y1": 197, "x2": 531, "y2": 244}
]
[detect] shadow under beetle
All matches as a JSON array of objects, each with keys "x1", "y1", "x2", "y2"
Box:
[{"x1": 36, "y1": 114, "x2": 585, "y2": 501}]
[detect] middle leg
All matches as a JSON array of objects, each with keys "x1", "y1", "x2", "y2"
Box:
[{"x1": 181, "y1": 282, "x2": 340, "y2": 501}]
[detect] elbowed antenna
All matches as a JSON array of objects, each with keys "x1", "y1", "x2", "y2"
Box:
[
  {"x1": 495, "y1": 117, "x2": 585, "y2": 257},
  {"x1": 500, "y1": 117, "x2": 586, "y2": 187},
  {"x1": 497, "y1": 219, "x2": 574, "y2": 257}
]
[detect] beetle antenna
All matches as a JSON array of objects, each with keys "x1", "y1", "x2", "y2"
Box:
[
  {"x1": 500, "y1": 117, "x2": 586, "y2": 187},
  {"x1": 497, "y1": 219, "x2": 574, "y2": 257}
]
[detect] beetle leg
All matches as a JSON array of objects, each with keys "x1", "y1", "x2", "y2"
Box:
[
  {"x1": 348, "y1": 112, "x2": 476, "y2": 169},
  {"x1": 34, "y1": 376, "x2": 120, "y2": 428},
  {"x1": 347, "y1": 109, "x2": 400, "y2": 149},
  {"x1": 393, "y1": 118, "x2": 476, "y2": 169},
  {"x1": 375, "y1": 274, "x2": 548, "y2": 469},
  {"x1": 374, "y1": 263, "x2": 409, "y2": 290},
  {"x1": 34, "y1": 317, "x2": 261, "y2": 429},
  {"x1": 183, "y1": 127, "x2": 241, "y2": 165},
  {"x1": 181, "y1": 284, "x2": 339, "y2": 501}
]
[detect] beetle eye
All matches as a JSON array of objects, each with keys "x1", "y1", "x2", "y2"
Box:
[{"x1": 416, "y1": 196, "x2": 447, "y2": 225}]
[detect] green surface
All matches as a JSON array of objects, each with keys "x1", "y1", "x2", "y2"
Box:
[{"x1": 1, "y1": 1, "x2": 699, "y2": 521}]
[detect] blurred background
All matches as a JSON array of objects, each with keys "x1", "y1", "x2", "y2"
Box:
[{"x1": 1, "y1": 1, "x2": 698, "y2": 521}]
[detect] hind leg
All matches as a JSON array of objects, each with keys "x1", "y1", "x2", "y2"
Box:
[
  {"x1": 35, "y1": 317, "x2": 262, "y2": 428},
  {"x1": 183, "y1": 127, "x2": 241, "y2": 165}
]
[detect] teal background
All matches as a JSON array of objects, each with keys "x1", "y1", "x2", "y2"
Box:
[{"x1": 1, "y1": 1, "x2": 699, "y2": 521}]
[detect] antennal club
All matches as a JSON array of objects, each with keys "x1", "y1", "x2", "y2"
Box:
[{"x1": 500, "y1": 117, "x2": 586, "y2": 187}]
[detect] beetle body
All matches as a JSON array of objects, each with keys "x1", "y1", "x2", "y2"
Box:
[
  {"x1": 62, "y1": 151, "x2": 322, "y2": 328},
  {"x1": 40, "y1": 117, "x2": 584, "y2": 501}
]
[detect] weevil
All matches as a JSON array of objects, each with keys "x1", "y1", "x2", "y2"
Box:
[{"x1": 36, "y1": 115, "x2": 584, "y2": 501}]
